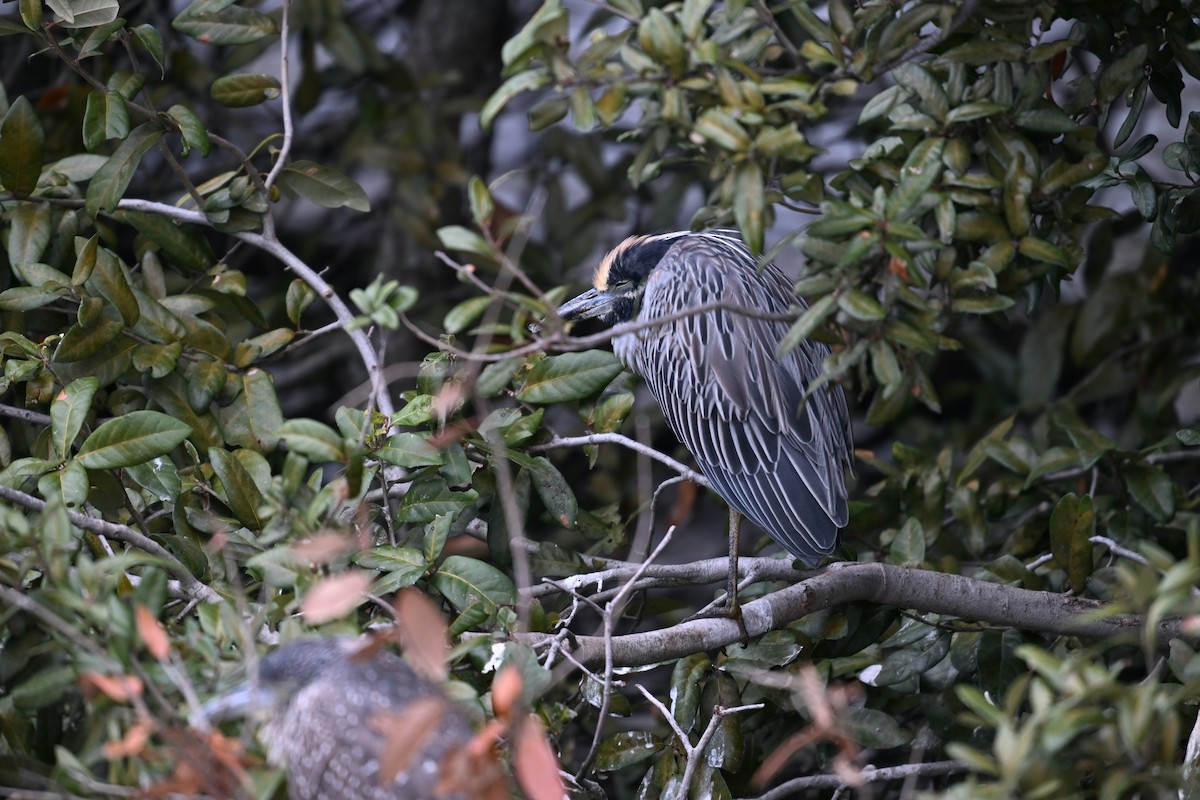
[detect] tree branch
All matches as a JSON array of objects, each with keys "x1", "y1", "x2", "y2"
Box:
[
  {"x1": 0, "y1": 485, "x2": 220, "y2": 604},
  {"x1": 528, "y1": 562, "x2": 1188, "y2": 667}
]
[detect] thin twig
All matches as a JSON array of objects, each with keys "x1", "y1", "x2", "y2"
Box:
[
  {"x1": 0, "y1": 485, "x2": 220, "y2": 603},
  {"x1": 531, "y1": 433, "x2": 710, "y2": 488},
  {"x1": 263, "y1": 0, "x2": 294, "y2": 192}
]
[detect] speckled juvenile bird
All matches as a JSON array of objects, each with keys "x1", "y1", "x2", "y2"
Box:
[
  {"x1": 556, "y1": 231, "x2": 852, "y2": 608},
  {"x1": 201, "y1": 639, "x2": 475, "y2": 800}
]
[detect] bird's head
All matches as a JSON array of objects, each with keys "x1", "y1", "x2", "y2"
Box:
[{"x1": 556, "y1": 233, "x2": 684, "y2": 326}]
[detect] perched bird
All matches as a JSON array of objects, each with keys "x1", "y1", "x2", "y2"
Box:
[
  {"x1": 201, "y1": 638, "x2": 476, "y2": 800},
  {"x1": 556, "y1": 231, "x2": 853, "y2": 611}
]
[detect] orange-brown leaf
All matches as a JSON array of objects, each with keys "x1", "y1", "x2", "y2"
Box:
[
  {"x1": 299, "y1": 570, "x2": 372, "y2": 624},
  {"x1": 369, "y1": 699, "x2": 443, "y2": 783},
  {"x1": 292, "y1": 530, "x2": 355, "y2": 563},
  {"x1": 135, "y1": 604, "x2": 170, "y2": 662},
  {"x1": 513, "y1": 715, "x2": 564, "y2": 800},
  {"x1": 395, "y1": 587, "x2": 450, "y2": 682},
  {"x1": 491, "y1": 663, "x2": 522, "y2": 719},
  {"x1": 79, "y1": 671, "x2": 144, "y2": 703},
  {"x1": 104, "y1": 719, "x2": 154, "y2": 759}
]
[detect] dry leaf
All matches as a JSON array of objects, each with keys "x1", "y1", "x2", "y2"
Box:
[
  {"x1": 104, "y1": 719, "x2": 154, "y2": 759},
  {"x1": 292, "y1": 530, "x2": 354, "y2": 563},
  {"x1": 135, "y1": 604, "x2": 170, "y2": 662},
  {"x1": 437, "y1": 722, "x2": 508, "y2": 800},
  {"x1": 395, "y1": 587, "x2": 450, "y2": 682},
  {"x1": 513, "y1": 715, "x2": 565, "y2": 800},
  {"x1": 369, "y1": 699, "x2": 443, "y2": 783},
  {"x1": 79, "y1": 671, "x2": 144, "y2": 703},
  {"x1": 491, "y1": 663, "x2": 522, "y2": 720},
  {"x1": 299, "y1": 570, "x2": 372, "y2": 624}
]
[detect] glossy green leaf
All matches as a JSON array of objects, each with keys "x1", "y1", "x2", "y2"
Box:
[
  {"x1": 38, "y1": 460, "x2": 89, "y2": 507},
  {"x1": 210, "y1": 73, "x2": 282, "y2": 107},
  {"x1": 50, "y1": 377, "x2": 99, "y2": 460},
  {"x1": 397, "y1": 476, "x2": 478, "y2": 523},
  {"x1": 208, "y1": 447, "x2": 264, "y2": 529},
  {"x1": 377, "y1": 433, "x2": 443, "y2": 468},
  {"x1": 165, "y1": 104, "x2": 211, "y2": 157},
  {"x1": 276, "y1": 160, "x2": 369, "y2": 212},
  {"x1": 85, "y1": 123, "x2": 164, "y2": 217},
  {"x1": 173, "y1": 2, "x2": 277, "y2": 45},
  {"x1": 516, "y1": 351, "x2": 625, "y2": 404},
  {"x1": 281, "y1": 418, "x2": 345, "y2": 462},
  {"x1": 1124, "y1": 462, "x2": 1175, "y2": 522},
  {"x1": 75, "y1": 410, "x2": 191, "y2": 469},
  {"x1": 430, "y1": 555, "x2": 516, "y2": 616}
]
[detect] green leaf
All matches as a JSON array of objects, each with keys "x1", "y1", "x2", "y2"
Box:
[
  {"x1": 85, "y1": 123, "x2": 165, "y2": 217},
  {"x1": 436, "y1": 225, "x2": 493, "y2": 259},
  {"x1": 777, "y1": 294, "x2": 835, "y2": 356},
  {"x1": 886, "y1": 137, "x2": 945, "y2": 219},
  {"x1": 50, "y1": 377, "x2": 99, "y2": 460},
  {"x1": 837, "y1": 288, "x2": 885, "y2": 321},
  {"x1": 443, "y1": 295, "x2": 493, "y2": 335},
  {"x1": 734, "y1": 160, "x2": 765, "y2": 255},
  {"x1": 83, "y1": 91, "x2": 130, "y2": 151},
  {"x1": 1049, "y1": 493, "x2": 1094, "y2": 592},
  {"x1": 377, "y1": 433, "x2": 442, "y2": 468},
  {"x1": 286, "y1": 279, "x2": 316, "y2": 326},
  {"x1": 0, "y1": 96, "x2": 45, "y2": 196},
  {"x1": 165, "y1": 104, "x2": 211, "y2": 157},
  {"x1": 121, "y1": 210, "x2": 214, "y2": 274},
  {"x1": 276, "y1": 160, "x2": 370, "y2": 212},
  {"x1": 210, "y1": 73, "x2": 282, "y2": 107},
  {"x1": 516, "y1": 351, "x2": 625, "y2": 404},
  {"x1": 524, "y1": 455, "x2": 577, "y2": 528},
  {"x1": 354, "y1": 546, "x2": 428, "y2": 593},
  {"x1": 397, "y1": 476, "x2": 478, "y2": 524},
  {"x1": 391, "y1": 395, "x2": 434, "y2": 427},
  {"x1": 75, "y1": 410, "x2": 191, "y2": 469},
  {"x1": 693, "y1": 109, "x2": 751, "y2": 151},
  {"x1": 281, "y1": 418, "x2": 345, "y2": 462},
  {"x1": 38, "y1": 460, "x2": 89, "y2": 507},
  {"x1": 208, "y1": 447, "x2": 265, "y2": 529},
  {"x1": 892, "y1": 63, "x2": 949, "y2": 122},
  {"x1": 218, "y1": 369, "x2": 283, "y2": 452},
  {"x1": 7, "y1": 202, "x2": 52, "y2": 267},
  {"x1": 1124, "y1": 462, "x2": 1175, "y2": 522},
  {"x1": 47, "y1": 0, "x2": 119, "y2": 27},
  {"x1": 481, "y1": 70, "x2": 551, "y2": 130},
  {"x1": 132, "y1": 24, "x2": 165, "y2": 75},
  {"x1": 54, "y1": 318, "x2": 126, "y2": 363},
  {"x1": 173, "y1": 2, "x2": 278, "y2": 45},
  {"x1": 837, "y1": 706, "x2": 913, "y2": 748},
  {"x1": 594, "y1": 731, "x2": 663, "y2": 772},
  {"x1": 87, "y1": 248, "x2": 140, "y2": 326},
  {"x1": 430, "y1": 554, "x2": 516, "y2": 616}
]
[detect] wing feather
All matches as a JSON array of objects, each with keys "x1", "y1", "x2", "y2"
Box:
[{"x1": 620, "y1": 233, "x2": 852, "y2": 564}]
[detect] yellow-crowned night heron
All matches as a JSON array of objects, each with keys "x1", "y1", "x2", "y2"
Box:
[
  {"x1": 201, "y1": 639, "x2": 474, "y2": 800},
  {"x1": 556, "y1": 231, "x2": 853, "y2": 612}
]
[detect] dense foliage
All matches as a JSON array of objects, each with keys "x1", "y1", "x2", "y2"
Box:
[{"x1": 2, "y1": 0, "x2": 1200, "y2": 798}]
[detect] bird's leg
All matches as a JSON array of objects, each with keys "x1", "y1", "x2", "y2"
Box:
[{"x1": 723, "y1": 509, "x2": 750, "y2": 643}]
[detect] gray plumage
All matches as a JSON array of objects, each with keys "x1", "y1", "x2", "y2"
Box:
[
  {"x1": 202, "y1": 639, "x2": 473, "y2": 800},
  {"x1": 556, "y1": 231, "x2": 852, "y2": 564}
]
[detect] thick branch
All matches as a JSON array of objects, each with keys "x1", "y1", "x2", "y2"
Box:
[{"x1": 535, "y1": 562, "x2": 1185, "y2": 667}]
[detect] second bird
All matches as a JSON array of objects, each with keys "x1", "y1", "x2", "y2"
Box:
[{"x1": 556, "y1": 231, "x2": 853, "y2": 600}]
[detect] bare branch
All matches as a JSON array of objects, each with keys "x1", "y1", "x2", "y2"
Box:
[
  {"x1": 743, "y1": 760, "x2": 969, "y2": 799},
  {"x1": 530, "y1": 433, "x2": 711, "y2": 488},
  {"x1": 520, "y1": 562, "x2": 1191, "y2": 668},
  {"x1": 0, "y1": 485, "x2": 220, "y2": 604}
]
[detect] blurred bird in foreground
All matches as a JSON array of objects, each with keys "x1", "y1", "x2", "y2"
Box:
[
  {"x1": 201, "y1": 638, "x2": 476, "y2": 800},
  {"x1": 556, "y1": 230, "x2": 853, "y2": 614}
]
